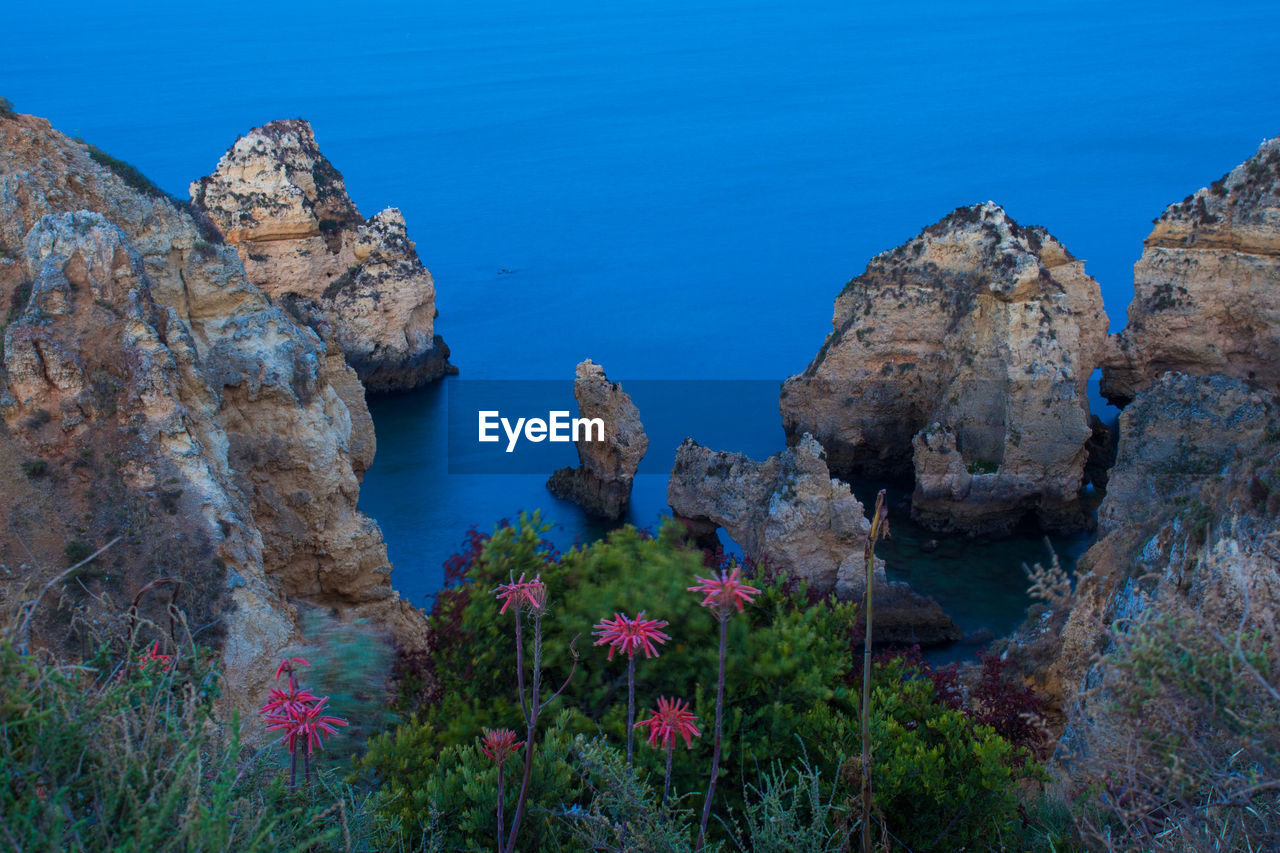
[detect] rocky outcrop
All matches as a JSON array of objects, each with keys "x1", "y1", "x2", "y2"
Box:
[
  {"x1": 781, "y1": 203, "x2": 1108, "y2": 536},
  {"x1": 667, "y1": 435, "x2": 959, "y2": 644},
  {"x1": 1054, "y1": 374, "x2": 1278, "y2": 693},
  {"x1": 546, "y1": 359, "x2": 647, "y2": 519},
  {"x1": 1103, "y1": 137, "x2": 1280, "y2": 405},
  {"x1": 190, "y1": 120, "x2": 453, "y2": 392},
  {"x1": 0, "y1": 111, "x2": 426, "y2": 714}
]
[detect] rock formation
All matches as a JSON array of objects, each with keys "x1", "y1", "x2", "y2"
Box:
[
  {"x1": 1044, "y1": 374, "x2": 1279, "y2": 788},
  {"x1": 0, "y1": 111, "x2": 426, "y2": 713},
  {"x1": 781, "y1": 202, "x2": 1109, "y2": 536},
  {"x1": 667, "y1": 435, "x2": 959, "y2": 644},
  {"x1": 546, "y1": 359, "x2": 647, "y2": 519},
  {"x1": 1103, "y1": 137, "x2": 1280, "y2": 404},
  {"x1": 190, "y1": 120, "x2": 453, "y2": 392},
  {"x1": 1056, "y1": 373, "x2": 1278, "y2": 689},
  {"x1": 994, "y1": 373, "x2": 1279, "y2": 746}
]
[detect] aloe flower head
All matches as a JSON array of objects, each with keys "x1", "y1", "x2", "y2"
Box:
[
  {"x1": 265, "y1": 695, "x2": 348, "y2": 755},
  {"x1": 479, "y1": 728, "x2": 525, "y2": 766},
  {"x1": 493, "y1": 572, "x2": 547, "y2": 614},
  {"x1": 259, "y1": 683, "x2": 320, "y2": 719},
  {"x1": 274, "y1": 656, "x2": 311, "y2": 681},
  {"x1": 688, "y1": 566, "x2": 761, "y2": 618},
  {"x1": 592, "y1": 611, "x2": 671, "y2": 660},
  {"x1": 635, "y1": 696, "x2": 701, "y2": 750}
]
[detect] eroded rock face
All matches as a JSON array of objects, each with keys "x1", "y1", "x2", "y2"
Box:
[
  {"x1": 781, "y1": 203, "x2": 1108, "y2": 536},
  {"x1": 1055, "y1": 374, "x2": 1278, "y2": 689},
  {"x1": 667, "y1": 435, "x2": 959, "y2": 644},
  {"x1": 546, "y1": 359, "x2": 647, "y2": 519},
  {"x1": 991, "y1": 374, "x2": 1280, "y2": 775},
  {"x1": 1103, "y1": 137, "x2": 1280, "y2": 404},
  {"x1": 190, "y1": 120, "x2": 453, "y2": 392},
  {"x1": 0, "y1": 112, "x2": 426, "y2": 714}
]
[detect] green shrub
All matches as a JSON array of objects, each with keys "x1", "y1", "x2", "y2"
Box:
[
  {"x1": 721, "y1": 752, "x2": 852, "y2": 852},
  {"x1": 363, "y1": 516, "x2": 861, "y2": 839},
  {"x1": 0, "y1": 638, "x2": 364, "y2": 852},
  {"x1": 369, "y1": 708, "x2": 588, "y2": 851},
  {"x1": 64, "y1": 540, "x2": 93, "y2": 566},
  {"x1": 362, "y1": 513, "x2": 1041, "y2": 850},
  {"x1": 0, "y1": 96, "x2": 13, "y2": 117},
  {"x1": 76, "y1": 139, "x2": 172, "y2": 201},
  {"x1": 21, "y1": 459, "x2": 47, "y2": 478},
  {"x1": 853, "y1": 656, "x2": 1030, "y2": 851},
  {"x1": 562, "y1": 734, "x2": 696, "y2": 852}
]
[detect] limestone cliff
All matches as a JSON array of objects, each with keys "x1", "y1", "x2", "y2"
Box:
[
  {"x1": 1103, "y1": 137, "x2": 1280, "y2": 404},
  {"x1": 546, "y1": 359, "x2": 647, "y2": 519},
  {"x1": 0, "y1": 111, "x2": 426, "y2": 712},
  {"x1": 983, "y1": 373, "x2": 1276, "y2": 759},
  {"x1": 667, "y1": 435, "x2": 959, "y2": 645},
  {"x1": 1055, "y1": 374, "x2": 1278, "y2": 699},
  {"x1": 190, "y1": 120, "x2": 453, "y2": 392},
  {"x1": 781, "y1": 203, "x2": 1108, "y2": 536}
]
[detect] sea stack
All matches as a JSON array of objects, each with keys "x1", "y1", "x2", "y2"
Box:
[
  {"x1": 546, "y1": 359, "x2": 648, "y2": 520},
  {"x1": 780, "y1": 202, "x2": 1108, "y2": 536},
  {"x1": 190, "y1": 119, "x2": 454, "y2": 392}
]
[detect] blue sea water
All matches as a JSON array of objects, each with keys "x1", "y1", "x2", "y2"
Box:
[{"x1": 7, "y1": 0, "x2": 1279, "y2": 642}]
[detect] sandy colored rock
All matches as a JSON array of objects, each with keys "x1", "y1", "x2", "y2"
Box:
[
  {"x1": 0, "y1": 111, "x2": 426, "y2": 716},
  {"x1": 190, "y1": 120, "x2": 453, "y2": 392},
  {"x1": 667, "y1": 434, "x2": 959, "y2": 643},
  {"x1": 546, "y1": 359, "x2": 647, "y2": 519},
  {"x1": 781, "y1": 202, "x2": 1108, "y2": 535},
  {"x1": 1103, "y1": 137, "x2": 1280, "y2": 404}
]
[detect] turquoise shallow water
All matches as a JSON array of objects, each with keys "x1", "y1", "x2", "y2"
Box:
[{"x1": 6, "y1": 0, "x2": 1278, "y2": 647}]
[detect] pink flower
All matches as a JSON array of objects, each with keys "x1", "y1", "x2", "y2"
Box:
[
  {"x1": 259, "y1": 684, "x2": 321, "y2": 719},
  {"x1": 139, "y1": 641, "x2": 175, "y2": 673},
  {"x1": 493, "y1": 572, "x2": 547, "y2": 614},
  {"x1": 688, "y1": 566, "x2": 761, "y2": 617},
  {"x1": 592, "y1": 612, "x2": 671, "y2": 660},
  {"x1": 635, "y1": 696, "x2": 701, "y2": 750},
  {"x1": 274, "y1": 657, "x2": 311, "y2": 681},
  {"x1": 479, "y1": 728, "x2": 524, "y2": 766},
  {"x1": 264, "y1": 696, "x2": 348, "y2": 755}
]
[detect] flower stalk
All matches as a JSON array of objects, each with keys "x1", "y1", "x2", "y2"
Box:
[
  {"x1": 634, "y1": 695, "x2": 700, "y2": 812},
  {"x1": 687, "y1": 566, "x2": 759, "y2": 849},
  {"x1": 592, "y1": 611, "x2": 670, "y2": 766},
  {"x1": 494, "y1": 573, "x2": 579, "y2": 853},
  {"x1": 861, "y1": 489, "x2": 889, "y2": 853}
]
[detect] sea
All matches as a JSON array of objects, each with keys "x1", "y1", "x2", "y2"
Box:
[{"x1": 7, "y1": 0, "x2": 1280, "y2": 651}]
